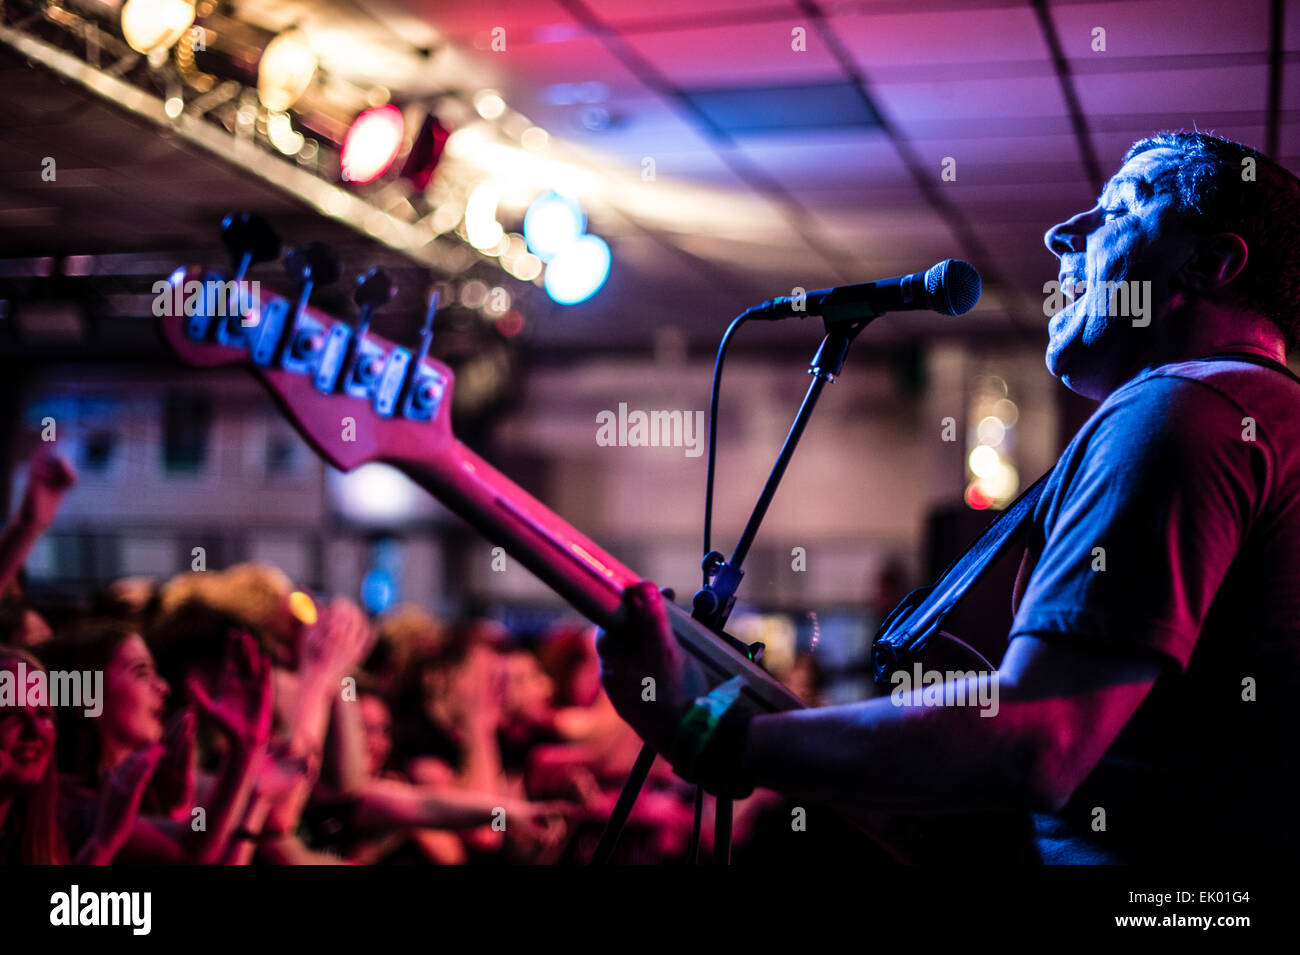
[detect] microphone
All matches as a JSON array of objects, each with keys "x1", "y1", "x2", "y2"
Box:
[{"x1": 746, "y1": 259, "x2": 981, "y2": 322}]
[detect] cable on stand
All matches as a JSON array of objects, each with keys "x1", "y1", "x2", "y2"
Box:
[{"x1": 592, "y1": 313, "x2": 869, "y2": 864}]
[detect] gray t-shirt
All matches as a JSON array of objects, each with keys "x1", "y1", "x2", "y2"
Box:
[{"x1": 1010, "y1": 355, "x2": 1300, "y2": 863}]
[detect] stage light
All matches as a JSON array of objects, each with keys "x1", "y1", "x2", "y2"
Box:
[
  {"x1": 329, "y1": 463, "x2": 436, "y2": 525},
  {"x1": 474, "y1": 89, "x2": 506, "y2": 120},
  {"x1": 523, "y1": 191, "x2": 586, "y2": 263},
  {"x1": 496, "y1": 310, "x2": 525, "y2": 338},
  {"x1": 459, "y1": 280, "x2": 489, "y2": 309},
  {"x1": 341, "y1": 104, "x2": 405, "y2": 184},
  {"x1": 258, "y1": 29, "x2": 317, "y2": 112},
  {"x1": 983, "y1": 461, "x2": 1019, "y2": 501},
  {"x1": 976, "y1": 415, "x2": 1006, "y2": 447},
  {"x1": 361, "y1": 567, "x2": 395, "y2": 615},
  {"x1": 499, "y1": 233, "x2": 528, "y2": 269},
  {"x1": 964, "y1": 481, "x2": 992, "y2": 510},
  {"x1": 267, "y1": 112, "x2": 304, "y2": 155},
  {"x1": 992, "y1": 398, "x2": 1019, "y2": 427},
  {"x1": 121, "y1": 0, "x2": 195, "y2": 54},
  {"x1": 520, "y1": 126, "x2": 550, "y2": 152},
  {"x1": 544, "y1": 234, "x2": 610, "y2": 304},
  {"x1": 968, "y1": 445, "x2": 1000, "y2": 479},
  {"x1": 287, "y1": 590, "x2": 318, "y2": 626},
  {"x1": 465, "y1": 183, "x2": 504, "y2": 250},
  {"x1": 510, "y1": 253, "x2": 543, "y2": 282}
]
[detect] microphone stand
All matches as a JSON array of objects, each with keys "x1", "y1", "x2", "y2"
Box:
[{"x1": 591, "y1": 315, "x2": 868, "y2": 865}]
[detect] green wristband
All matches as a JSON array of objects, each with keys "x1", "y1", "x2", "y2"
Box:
[{"x1": 667, "y1": 676, "x2": 758, "y2": 798}]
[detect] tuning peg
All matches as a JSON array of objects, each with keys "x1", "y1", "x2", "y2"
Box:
[
  {"x1": 285, "y1": 242, "x2": 341, "y2": 290},
  {"x1": 350, "y1": 267, "x2": 396, "y2": 359},
  {"x1": 354, "y1": 267, "x2": 397, "y2": 313},
  {"x1": 399, "y1": 289, "x2": 443, "y2": 419},
  {"x1": 221, "y1": 213, "x2": 280, "y2": 282},
  {"x1": 340, "y1": 267, "x2": 396, "y2": 398},
  {"x1": 414, "y1": 289, "x2": 438, "y2": 357},
  {"x1": 284, "y1": 241, "x2": 340, "y2": 321},
  {"x1": 263, "y1": 243, "x2": 339, "y2": 372}
]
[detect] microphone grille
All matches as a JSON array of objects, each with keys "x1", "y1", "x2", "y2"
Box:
[{"x1": 925, "y1": 259, "x2": 982, "y2": 316}]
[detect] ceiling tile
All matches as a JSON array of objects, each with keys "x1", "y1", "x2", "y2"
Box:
[
  {"x1": 1075, "y1": 66, "x2": 1269, "y2": 116},
  {"x1": 737, "y1": 129, "x2": 910, "y2": 190},
  {"x1": 831, "y1": 5, "x2": 1052, "y2": 71},
  {"x1": 873, "y1": 76, "x2": 1071, "y2": 139},
  {"x1": 620, "y1": 19, "x2": 844, "y2": 85},
  {"x1": 1050, "y1": 0, "x2": 1271, "y2": 59}
]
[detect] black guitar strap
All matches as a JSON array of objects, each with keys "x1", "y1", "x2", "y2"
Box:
[
  {"x1": 871, "y1": 351, "x2": 1300, "y2": 684},
  {"x1": 871, "y1": 466, "x2": 1052, "y2": 683}
]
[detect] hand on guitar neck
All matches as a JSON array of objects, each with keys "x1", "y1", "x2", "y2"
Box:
[{"x1": 594, "y1": 581, "x2": 712, "y2": 757}]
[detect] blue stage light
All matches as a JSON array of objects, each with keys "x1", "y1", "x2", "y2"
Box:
[
  {"x1": 361, "y1": 567, "x2": 395, "y2": 614},
  {"x1": 543, "y1": 234, "x2": 611, "y2": 305},
  {"x1": 523, "y1": 191, "x2": 586, "y2": 262}
]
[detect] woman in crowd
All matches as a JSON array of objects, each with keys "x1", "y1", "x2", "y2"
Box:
[
  {"x1": 0, "y1": 645, "x2": 161, "y2": 864},
  {"x1": 42, "y1": 620, "x2": 275, "y2": 864}
]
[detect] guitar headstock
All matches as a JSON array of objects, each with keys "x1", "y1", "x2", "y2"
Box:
[{"x1": 157, "y1": 235, "x2": 456, "y2": 473}]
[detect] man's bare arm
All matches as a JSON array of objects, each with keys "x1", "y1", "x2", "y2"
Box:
[{"x1": 740, "y1": 634, "x2": 1165, "y2": 813}]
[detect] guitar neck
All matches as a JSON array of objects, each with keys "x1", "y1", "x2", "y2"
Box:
[
  {"x1": 397, "y1": 444, "x2": 635, "y2": 625},
  {"x1": 158, "y1": 267, "x2": 803, "y2": 714},
  {"x1": 390, "y1": 442, "x2": 805, "y2": 713}
]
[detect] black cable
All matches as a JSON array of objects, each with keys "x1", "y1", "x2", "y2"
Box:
[
  {"x1": 691, "y1": 309, "x2": 755, "y2": 859},
  {"x1": 702, "y1": 312, "x2": 751, "y2": 586}
]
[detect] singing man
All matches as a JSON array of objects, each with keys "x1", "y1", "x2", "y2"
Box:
[{"x1": 596, "y1": 131, "x2": 1300, "y2": 864}]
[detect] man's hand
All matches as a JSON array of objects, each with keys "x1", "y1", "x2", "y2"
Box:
[
  {"x1": 18, "y1": 452, "x2": 77, "y2": 531},
  {"x1": 594, "y1": 581, "x2": 708, "y2": 755}
]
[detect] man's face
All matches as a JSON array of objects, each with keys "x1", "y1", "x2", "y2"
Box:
[{"x1": 1043, "y1": 147, "x2": 1195, "y2": 398}]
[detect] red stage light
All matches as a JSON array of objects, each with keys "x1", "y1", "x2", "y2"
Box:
[
  {"x1": 964, "y1": 481, "x2": 992, "y2": 510},
  {"x1": 341, "y1": 104, "x2": 405, "y2": 185}
]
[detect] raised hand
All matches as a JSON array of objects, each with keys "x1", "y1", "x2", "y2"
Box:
[
  {"x1": 252, "y1": 739, "x2": 321, "y2": 804},
  {"x1": 152, "y1": 708, "x2": 197, "y2": 819},
  {"x1": 298, "y1": 597, "x2": 377, "y2": 683},
  {"x1": 505, "y1": 799, "x2": 572, "y2": 864},
  {"x1": 188, "y1": 629, "x2": 274, "y2": 755},
  {"x1": 18, "y1": 452, "x2": 77, "y2": 531},
  {"x1": 83, "y1": 743, "x2": 164, "y2": 863},
  {"x1": 458, "y1": 643, "x2": 506, "y2": 734}
]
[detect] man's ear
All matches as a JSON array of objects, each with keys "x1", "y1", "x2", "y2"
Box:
[{"x1": 1179, "y1": 232, "x2": 1249, "y2": 293}]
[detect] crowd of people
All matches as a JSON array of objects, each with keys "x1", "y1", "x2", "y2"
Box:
[{"x1": 0, "y1": 451, "x2": 824, "y2": 864}]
